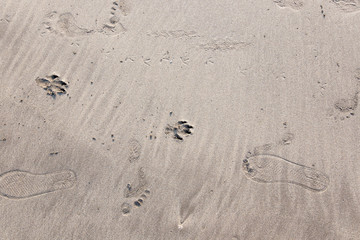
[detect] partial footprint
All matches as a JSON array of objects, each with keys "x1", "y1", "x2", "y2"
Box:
[
  {"x1": 253, "y1": 143, "x2": 274, "y2": 156},
  {"x1": 327, "y1": 69, "x2": 359, "y2": 120},
  {"x1": 96, "y1": 1, "x2": 127, "y2": 36},
  {"x1": 123, "y1": 167, "x2": 147, "y2": 198},
  {"x1": 273, "y1": 0, "x2": 304, "y2": 10},
  {"x1": 98, "y1": 21, "x2": 126, "y2": 36},
  {"x1": 242, "y1": 155, "x2": 329, "y2": 192},
  {"x1": 0, "y1": 170, "x2": 76, "y2": 199},
  {"x1": 249, "y1": 132, "x2": 295, "y2": 156},
  {"x1": 35, "y1": 74, "x2": 68, "y2": 97},
  {"x1": 277, "y1": 132, "x2": 295, "y2": 146},
  {"x1": 0, "y1": 18, "x2": 10, "y2": 40},
  {"x1": 120, "y1": 202, "x2": 131, "y2": 215},
  {"x1": 128, "y1": 139, "x2": 141, "y2": 163},
  {"x1": 120, "y1": 190, "x2": 150, "y2": 216},
  {"x1": 331, "y1": 0, "x2": 360, "y2": 13},
  {"x1": 41, "y1": 11, "x2": 93, "y2": 37},
  {"x1": 165, "y1": 121, "x2": 194, "y2": 141},
  {"x1": 116, "y1": 0, "x2": 132, "y2": 16},
  {"x1": 327, "y1": 91, "x2": 359, "y2": 121},
  {"x1": 334, "y1": 91, "x2": 359, "y2": 113},
  {"x1": 121, "y1": 167, "x2": 150, "y2": 216},
  {"x1": 133, "y1": 190, "x2": 150, "y2": 208}
]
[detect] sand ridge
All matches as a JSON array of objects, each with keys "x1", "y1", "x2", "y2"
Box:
[{"x1": 1, "y1": 0, "x2": 360, "y2": 239}]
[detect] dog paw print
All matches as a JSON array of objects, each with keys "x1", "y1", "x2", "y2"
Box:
[
  {"x1": 35, "y1": 74, "x2": 68, "y2": 97},
  {"x1": 165, "y1": 121, "x2": 194, "y2": 141}
]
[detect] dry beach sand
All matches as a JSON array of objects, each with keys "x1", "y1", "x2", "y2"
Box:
[{"x1": 1, "y1": 0, "x2": 360, "y2": 239}]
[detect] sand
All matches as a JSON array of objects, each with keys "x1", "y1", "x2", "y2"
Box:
[{"x1": 1, "y1": 0, "x2": 360, "y2": 239}]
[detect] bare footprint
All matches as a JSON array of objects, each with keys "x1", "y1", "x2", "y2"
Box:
[
  {"x1": 0, "y1": 170, "x2": 76, "y2": 199},
  {"x1": 133, "y1": 190, "x2": 150, "y2": 208},
  {"x1": 242, "y1": 155, "x2": 329, "y2": 192},
  {"x1": 97, "y1": 1, "x2": 127, "y2": 36},
  {"x1": 117, "y1": 0, "x2": 132, "y2": 16},
  {"x1": 121, "y1": 167, "x2": 150, "y2": 216},
  {"x1": 41, "y1": 11, "x2": 93, "y2": 37},
  {"x1": 120, "y1": 190, "x2": 150, "y2": 216},
  {"x1": 123, "y1": 168, "x2": 147, "y2": 198}
]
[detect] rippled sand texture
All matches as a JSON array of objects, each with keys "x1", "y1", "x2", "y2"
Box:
[{"x1": 1, "y1": 0, "x2": 360, "y2": 239}]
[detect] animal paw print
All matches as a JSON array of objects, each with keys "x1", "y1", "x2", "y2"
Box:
[
  {"x1": 35, "y1": 74, "x2": 68, "y2": 97},
  {"x1": 165, "y1": 121, "x2": 194, "y2": 141}
]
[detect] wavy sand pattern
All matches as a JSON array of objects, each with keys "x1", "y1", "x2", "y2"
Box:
[{"x1": 1, "y1": 0, "x2": 360, "y2": 239}]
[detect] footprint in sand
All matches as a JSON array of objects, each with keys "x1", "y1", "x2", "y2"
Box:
[
  {"x1": 120, "y1": 202, "x2": 132, "y2": 215},
  {"x1": 35, "y1": 74, "x2": 68, "y2": 97},
  {"x1": 41, "y1": 11, "x2": 93, "y2": 37},
  {"x1": 327, "y1": 69, "x2": 359, "y2": 121},
  {"x1": 120, "y1": 190, "x2": 150, "y2": 216},
  {"x1": 331, "y1": 0, "x2": 360, "y2": 13},
  {"x1": 0, "y1": 170, "x2": 76, "y2": 199},
  {"x1": 128, "y1": 139, "x2": 142, "y2": 163},
  {"x1": 123, "y1": 168, "x2": 147, "y2": 198},
  {"x1": 97, "y1": 1, "x2": 127, "y2": 36},
  {"x1": 334, "y1": 91, "x2": 359, "y2": 114},
  {"x1": 132, "y1": 190, "x2": 150, "y2": 208},
  {"x1": 116, "y1": 0, "x2": 132, "y2": 16},
  {"x1": 120, "y1": 168, "x2": 150, "y2": 215},
  {"x1": 165, "y1": 121, "x2": 194, "y2": 141},
  {"x1": 249, "y1": 132, "x2": 295, "y2": 157},
  {"x1": 242, "y1": 155, "x2": 329, "y2": 192},
  {"x1": 0, "y1": 17, "x2": 10, "y2": 40},
  {"x1": 273, "y1": 0, "x2": 304, "y2": 10}
]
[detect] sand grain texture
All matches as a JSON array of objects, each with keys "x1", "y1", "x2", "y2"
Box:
[{"x1": 1, "y1": 0, "x2": 360, "y2": 239}]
